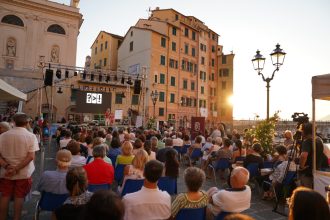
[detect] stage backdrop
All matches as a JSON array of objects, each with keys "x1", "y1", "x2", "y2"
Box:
[
  {"x1": 76, "y1": 91, "x2": 111, "y2": 113},
  {"x1": 191, "y1": 117, "x2": 205, "y2": 140}
]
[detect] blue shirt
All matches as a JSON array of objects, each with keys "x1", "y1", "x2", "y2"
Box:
[{"x1": 37, "y1": 169, "x2": 68, "y2": 194}]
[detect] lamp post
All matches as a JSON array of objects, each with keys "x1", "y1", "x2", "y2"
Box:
[
  {"x1": 252, "y1": 44, "x2": 286, "y2": 120},
  {"x1": 150, "y1": 90, "x2": 159, "y2": 118}
]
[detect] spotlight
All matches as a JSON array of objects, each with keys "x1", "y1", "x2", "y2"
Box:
[
  {"x1": 82, "y1": 71, "x2": 86, "y2": 80},
  {"x1": 65, "y1": 69, "x2": 69, "y2": 78},
  {"x1": 57, "y1": 87, "x2": 63, "y2": 94},
  {"x1": 91, "y1": 73, "x2": 94, "y2": 81},
  {"x1": 56, "y1": 69, "x2": 61, "y2": 79},
  {"x1": 99, "y1": 74, "x2": 102, "y2": 82},
  {"x1": 106, "y1": 75, "x2": 110, "y2": 82},
  {"x1": 126, "y1": 77, "x2": 133, "y2": 85}
]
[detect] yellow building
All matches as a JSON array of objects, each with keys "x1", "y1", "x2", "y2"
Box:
[
  {"x1": 90, "y1": 31, "x2": 123, "y2": 71},
  {"x1": 118, "y1": 8, "x2": 234, "y2": 128}
]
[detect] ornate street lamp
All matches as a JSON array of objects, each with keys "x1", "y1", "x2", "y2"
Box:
[
  {"x1": 150, "y1": 90, "x2": 159, "y2": 118},
  {"x1": 252, "y1": 44, "x2": 286, "y2": 120}
]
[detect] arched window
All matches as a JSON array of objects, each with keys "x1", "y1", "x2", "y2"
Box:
[
  {"x1": 1, "y1": 15, "x2": 24, "y2": 27},
  {"x1": 47, "y1": 24, "x2": 66, "y2": 35}
]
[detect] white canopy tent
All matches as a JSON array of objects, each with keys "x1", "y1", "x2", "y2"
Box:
[
  {"x1": 312, "y1": 73, "x2": 330, "y2": 198},
  {"x1": 0, "y1": 79, "x2": 27, "y2": 101}
]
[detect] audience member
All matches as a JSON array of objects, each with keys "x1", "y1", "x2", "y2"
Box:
[
  {"x1": 123, "y1": 160, "x2": 171, "y2": 220},
  {"x1": 116, "y1": 141, "x2": 134, "y2": 165},
  {"x1": 144, "y1": 140, "x2": 156, "y2": 160},
  {"x1": 107, "y1": 137, "x2": 122, "y2": 160},
  {"x1": 156, "y1": 138, "x2": 178, "y2": 163},
  {"x1": 207, "y1": 167, "x2": 251, "y2": 217},
  {"x1": 171, "y1": 167, "x2": 208, "y2": 218},
  {"x1": 54, "y1": 167, "x2": 92, "y2": 220},
  {"x1": 38, "y1": 149, "x2": 72, "y2": 194},
  {"x1": 0, "y1": 113, "x2": 39, "y2": 220},
  {"x1": 87, "y1": 144, "x2": 112, "y2": 165},
  {"x1": 83, "y1": 145, "x2": 114, "y2": 185},
  {"x1": 164, "y1": 149, "x2": 179, "y2": 179},
  {"x1": 132, "y1": 138, "x2": 144, "y2": 155},
  {"x1": 0, "y1": 121, "x2": 11, "y2": 134},
  {"x1": 83, "y1": 190, "x2": 124, "y2": 220},
  {"x1": 288, "y1": 186, "x2": 330, "y2": 220},
  {"x1": 67, "y1": 140, "x2": 86, "y2": 168},
  {"x1": 244, "y1": 143, "x2": 264, "y2": 169},
  {"x1": 60, "y1": 130, "x2": 72, "y2": 149}
]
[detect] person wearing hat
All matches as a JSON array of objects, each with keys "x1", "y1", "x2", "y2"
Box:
[{"x1": 37, "y1": 149, "x2": 72, "y2": 194}]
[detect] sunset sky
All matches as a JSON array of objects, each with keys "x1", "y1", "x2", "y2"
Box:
[{"x1": 56, "y1": 0, "x2": 330, "y2": 120}]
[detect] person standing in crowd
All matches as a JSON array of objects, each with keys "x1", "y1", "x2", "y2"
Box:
[
  {"x1": 67, "y1": 141, "x2": 86, "y2": 168},
  {"x1": 123, "y1": 160, "x2": 171, "y2": 220},
  {"x1": 156, "y1": 138, "x2": 177, "y2": 163},
  {"x1": 38, "y1": 149, "x2": 72, "y2": 194},
  {"x1": 0, "y1": 121, "x2": 11, "y2": 135},
  {"x1": 60, "y1": 130, "x2": 72, "y2": 149},
  {"x1": 299, "y1": 123, "x2": 327, "y2": 188},
  {"x1": 0, "y1": 113, "x2": 39, "y2": 220}
]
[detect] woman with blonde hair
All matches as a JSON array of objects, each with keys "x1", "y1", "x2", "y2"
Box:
[
  {"x1": 116, "y1": 141, "x2": 134, "y2": 165},
  {"x1": 119, "y1": 149, "x2": 149, "y2": 193}
]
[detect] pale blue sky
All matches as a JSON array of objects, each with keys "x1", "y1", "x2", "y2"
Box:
[{"x1": 55, "y1": 0, "x2": 330, "y2": 120}]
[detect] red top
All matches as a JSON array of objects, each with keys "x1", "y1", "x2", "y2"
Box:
[{"x1": 83, "y1": 158, "x2": 114, "y2": 184}]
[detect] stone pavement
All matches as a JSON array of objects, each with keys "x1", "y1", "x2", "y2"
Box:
[{"x1": 6, "y1": 139, "x2": 286, "y2": 220}]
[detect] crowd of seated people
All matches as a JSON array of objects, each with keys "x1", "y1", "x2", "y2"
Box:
[{"x1": 2, "y1": 119, "x2": 329, "y2": 220}]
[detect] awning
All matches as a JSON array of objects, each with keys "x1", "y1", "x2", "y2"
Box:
[{"x1": 0, "y1": 79, "x2": 27, "y2": 101}]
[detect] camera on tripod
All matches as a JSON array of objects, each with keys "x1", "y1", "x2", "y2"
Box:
[{"x1": 291, "y1": 112, "x2": 309, "y2": 125}]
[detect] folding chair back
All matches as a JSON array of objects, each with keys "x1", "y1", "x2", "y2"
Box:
[
  {"x1": 121, "y1": 179, "x2": 144, "y2": 197},
  {"x1": 246, "y1": 163, "x2": 259, "y2": 178},
  {"x1": 115, "y1": 164, "x2": 125, "y2": 184},
  {"x1": 181, "y1": 144, "x2": 191, "y2": 155},
  {"x1": 235, "y1": 156, "x2": 245, "y2": 162},
  {"x1": 190, "y1": 148, "x2": 202, "y2": 160},
  {"x1": 35, "y1": 191, "x2": 68, "y2": 220},
  {"x1": 109, "y1": 155, "x2": 117, "y2": 166},
  {"x1": 215, "y1": 158, "x2": 231, "y2": 170},
  {"x1": 263, "y1": 161, "x2": 274, "y2": 169},
  {"x1": 158, "y1": 176, "x2": 177, "y2": 195},
  {"x1": 87, "y1": 183, "x2": 111, "y2": 192},
  {"x1": 173, "y1": 146, "x2": 182, "y2": 154},
  {"x1": 176, "y1": 207, "x2": 206, "y2": 220}
]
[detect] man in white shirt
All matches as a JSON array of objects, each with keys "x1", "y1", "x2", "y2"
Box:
[
  {"x1": 59, "y1": 130, "x2": 72, "y2": 149},
  {"x1": 207, "y1": 167, "x2": 251, "y2": 216},
  {"x1": 0, "y1": 113, "x2": 39, "y2": 220},
  {"x1": 123, "y1": 160, "x2": 171, "y2": 220},
  {"x1": 172, "y1": 132, "x2": 183, "y2": 147}
]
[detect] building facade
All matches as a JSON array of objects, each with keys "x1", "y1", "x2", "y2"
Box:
[
  {"x1": 0, "y1": 0, "x2": 83, "y2": 121},
  {"x1": 118, "y1": 8, "x2": 234, "y2": 128},
  {"x1": 90, "y1": 31, "x2": 123, "y2": 71}
]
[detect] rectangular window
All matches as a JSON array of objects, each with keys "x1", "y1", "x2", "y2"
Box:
[
  {"x1": 203, "y1": 100, "x2": 206, "y2": 108},
  {"x1": 199, "y1": 100, "x2": 202, "y2": 108},
  {"x1": 161, "y1": 37, "x2": 166, "y2": 48},
  {"x1": 201, "y1": 57, "x2": 205, "y2": 65},
  {"x1": 183, "y1": 80, "x2": 188, "y2": 89},
  {"x1": 200, "y1": 43, "x2": 203, "y2": 50},
  {"x1": 103, "y1": 58, "x2": 107, "y2": 66},
  {"x1": 211, "y1": 73, "x2": 215, "y2": 81},
  {"x1": 172, "y1": 42, "x2": 176, "y2": 51},
  {"x1": 172, "y1": 27, "x2": 177, "y2": 35},
  {"x1": 191, "y1": 81, "x2": 195, "y2": 91},
  {"x1": 105, "y1": 41, "x2": 108, "y2": 49},
  {"x1": 194, "y1": 98, "x2": 197, "y2": 107},
  {"x1": 219, "y1": 69, "x2": 229, "y2": 77},
  {"x1": 159, "y1": 108, "x2": 164, "y2": 116},
  {"x1": 212, "y1": 45, "x2": 215, "y2": 52},
  {"x1": 201, "y1": 86, "x2": 204, "y2": 94},
  {"x1": 115, "y1": 93, "x2": 123, "y2": 104},
  {"x1": 170, "y1": 76, "x2": 175, "y2": 86},
  {"x1": 184, "y1": 44, "x2": 189, "y2": 54},
  {"x1": 212, "y1": 59, "x2": 215, "y2": 67},
  {"x1": 192, "y1": 48, "x2": 196, "y2": 57},
  {"x1": 129, "y1": 41, "x2": 133, "y2": 52},
  {"x1": 160, "y1": 73, "x2": 165, "y2": 84},
  {"x1": 160, "y1": 55, "x2": 166, "y2": 65},
  {"x1": 222, "y1": 56, "x2": 227, "y2": 64},
  {"x1": 131, "y1": 31, "x2": 133, "y2": 36},
  {"x1": 175, "y1": 60, "x2": 178, "y2": 69},
  {"x1": 181, "y1": 60, "x2": 186, "y2": 70},
  {"x1": 175, "y1": 14, "x2": 179, "y2": 20},
  {"x1": 95, "y1": 47, "x2": 97, "y2": 55},
  {"x1": 170, "y1": 93, "x2": 175, "y2": 103},
  {"x1": 100, "y1": 43, "x2": 103, "y2": 51},
  {"x1": 131, "y1": 94, "x2": 139, "y2": 105},
  {"x1": 184, "y1": 28, "x2": 189, "y2": 37},
  {"x1": 99, "y1": 59, "x2": 102, "y2": 67},
  {"x1": 154, "y1": 75, "x2": 158, "y2": 83},
  {"x1": 192, "y1": 31, "x2": 196, "y2": 40},
  {"x1": 159, "y1": 92, "x2": 165, "y2": 102},
  {"x1": 222, "y1": 81, "x2": 227, "y2": 90}
]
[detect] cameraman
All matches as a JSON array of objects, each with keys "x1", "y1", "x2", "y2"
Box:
[{"x1": 299, "y1": 122, "x2": 327, "y2": 188}]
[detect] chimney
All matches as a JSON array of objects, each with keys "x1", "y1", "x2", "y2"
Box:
[{"x1": 70, "y1": 0, "x2": 80, "y2": 8}]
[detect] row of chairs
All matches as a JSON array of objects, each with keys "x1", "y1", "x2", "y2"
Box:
[{"x1": 35, "y1": 177, "x2": 177, "y2": 219}]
